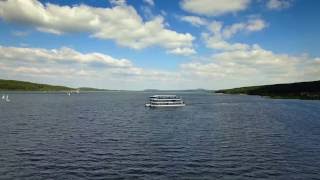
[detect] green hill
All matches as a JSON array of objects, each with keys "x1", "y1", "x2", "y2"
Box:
[
  {"x1": 0, "y1": 79, "x2": 75, "y2": 91},
  {"x1": 215, "y1": 80, "x2": 320, "y2": 100},
  {"x1": 78, "y1": 87, "x2": 109, "y2": 91}
]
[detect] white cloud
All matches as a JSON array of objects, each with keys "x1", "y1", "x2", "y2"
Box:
[
  {"x1": 167, "y1": 47, "x2": 196, "y2": 56},
  {"x1": 0, "y1": 45, "x2": 133, "y2": 68},
  {"x1": 181, "y1": 0, "x2": 251, "y2": 16},
  {"x1": 222, "y1": 23, "x2": 246, "y2": 39},
  {"x1": 0, "y1": 45, "x2": 189, "y2": 89},
  {"x1": 109, "y1": 0, "x2": 126, "y2": 6},
  {"x1": 203, "y1": 33, "x2": 250, "y2": 51},
  {"x1": 186, "y1": 14, "x2": 319, "y2": 88},
  {"x1": 223, "y1": 19, "x2": 267, "y2": 38},
  {"x1": 267, "y1": 0, "x2": 291, "y2": 10},
  {"x1": 13, "y1": 66, "x2": 92, "y2": 77},
  {"x1": 180, "y1": 16, "x2": 208, "y2": 27},
  {"x1": 246, "y1": 19, "x2": 267, "y2": 31},
  {"x1": 0, "y1": 44, "x2": 319, "y2": 90},
  {"x1": 207, "y1": 21, "x2": 223, "y2": 34},
  {"x1": 0, "y1": 0, "x2": 195, "y2": 55},
  {"x1": 181, "y1": 44, "x2": 320, "y2": 88},
  {"x1": 203, "y1": 19, "x2": 267, "y2": 51},
  {"x1": 143, "y1": 0, "x2": 154, "y2": 6}
]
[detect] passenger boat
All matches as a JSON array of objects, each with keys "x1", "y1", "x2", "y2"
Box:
[{"x1": 145, "y1": 95, "x2": 185, "y2": 107}]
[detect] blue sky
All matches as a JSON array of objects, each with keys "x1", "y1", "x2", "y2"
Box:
[{"x1": 0, "y1": 0, "x2": 319, "y2": 90}]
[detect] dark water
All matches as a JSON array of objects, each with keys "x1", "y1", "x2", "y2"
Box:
[{"x1": 0, "y1": 92, "x2": 320, "y2": 179}]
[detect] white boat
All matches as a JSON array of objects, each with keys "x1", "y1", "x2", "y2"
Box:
[
  {"x1": 5, "y1": 95, "x2": 10, "y2": 102},
  {"x1": 145, "y1": 95, "x2": 185, "y2": 107},
  {"x1": 1, "y1": 95, "x2": 5, "y2": 100}
]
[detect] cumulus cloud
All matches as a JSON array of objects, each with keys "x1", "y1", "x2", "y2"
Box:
[
  {"x1": 181, "y1": 0, "x2": 251, "y2": 16},
  {"x1": 202, "y1": 33, "x2": 250, "y2": 51},
  {"x1": 267, "y1": 0, "x2": 292, "y2": 10},
  {"x1": 184, "y1": 14, "x2": 319, "y2": 88},
  {"x1": 0, "y1": 0, "x2": 195, "y2": 55},
  {"x1": 203, "y1": 18, "x2": 267, "y2": 51},
  {"x1": 221, "y1": 19, "x2": 267, "y2": 39},
  {"x1": 180, "y1": 16, "x2": 208, "y2": 27},
  {"x1": 222, "y1": 19, "x2": 267, "y2": 38}
]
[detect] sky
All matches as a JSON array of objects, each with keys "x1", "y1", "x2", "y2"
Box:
[{"x1": 0, "y1": 0, "x2": 319, "y2": 90}]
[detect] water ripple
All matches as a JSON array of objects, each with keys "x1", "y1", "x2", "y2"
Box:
[{"x1": 0, "y1": 92, "x2": 320, "y2": 179}]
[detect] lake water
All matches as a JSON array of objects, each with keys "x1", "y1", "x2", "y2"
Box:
[{"x1": 0, "y1": 92, "x2": 320, "y2": 179}]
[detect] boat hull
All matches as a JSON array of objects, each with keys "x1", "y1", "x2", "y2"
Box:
[{"x1": 146, "y1": 104, "x2": 186, "y2": 107}]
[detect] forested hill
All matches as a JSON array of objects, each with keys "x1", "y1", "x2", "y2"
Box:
[
  {"x1": 215, "y1": 80, "x2": 320, "y2": 100},
  {"x1": 78, "y1": 87, "x2": 109, "y2": 91},
  {"x1": 0, "y1": 79, "x2": 75, "y2": 91}
]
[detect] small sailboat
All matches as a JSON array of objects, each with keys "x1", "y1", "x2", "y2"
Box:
[
  {"x1": 67, "y1": 92, "x2": 71, "y2": 96},
  {"x1": 1, "y1": 95, "x2": 5, "y2": 100},
  {"x1": 5, "y1": 95, "x2": 10, "y2": 102}
]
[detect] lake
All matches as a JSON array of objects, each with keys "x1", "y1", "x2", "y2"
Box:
[{"x1": 0, "y1": 92, "x2": 320, "y2": 179}]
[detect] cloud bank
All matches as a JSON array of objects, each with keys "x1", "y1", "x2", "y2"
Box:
[
  {"x1": 0, "y1": 45, "x2": 319, "y2": 90},
  {"x1": 0, "y1": 45, "x2": 188, "y2": 89},
  {"x1": 181, "y1": 44, "x2": 320, "y2": 88}
]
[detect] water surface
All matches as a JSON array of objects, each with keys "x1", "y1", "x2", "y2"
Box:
[{"x1": 0, "y1": 92, "x2": 320, "y2": 179}]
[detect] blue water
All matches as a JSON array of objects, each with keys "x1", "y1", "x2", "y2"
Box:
[{"x1": 0, "y1": 92, "x2": 320, "y2": 179}]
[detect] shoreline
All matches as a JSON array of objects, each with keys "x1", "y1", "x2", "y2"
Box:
[{"x1": 215, "y1": 92, "x2": 320, "y2": 100}]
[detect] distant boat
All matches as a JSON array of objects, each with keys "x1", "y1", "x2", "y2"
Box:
[
  {"x1": 1, "y1": 95, "x2": 5, "y2": 100},
  {"x1": 5, "y1": 95, "x2": 10, "y2": 102},
  {"x1": 67, "y1": 92, "x2": 71, "y2": 96},
  {"x1": 145, "y1": 95, "x2": 185, "y2": 107}
]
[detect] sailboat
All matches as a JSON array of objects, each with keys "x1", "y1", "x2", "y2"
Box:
[
  {"x1": 5, "y1": 95, "x2": 10, "y2": 102},
  {"x1": 1, "y1": 95, "x2": 5, "y2": 100}
]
